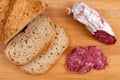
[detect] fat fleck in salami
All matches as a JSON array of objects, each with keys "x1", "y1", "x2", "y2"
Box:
[
  {"x1": 66, "y1": 46, "x2": 108, "y2": 73},
  {"x1": 70, "y1": 2, "x2": 117, "y2": 44}
]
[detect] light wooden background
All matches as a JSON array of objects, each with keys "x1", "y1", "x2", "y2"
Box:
[{"x1": 0, "y1": 0, "x2": 120, "y2": 80}]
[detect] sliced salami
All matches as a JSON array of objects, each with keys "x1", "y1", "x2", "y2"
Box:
[
  {"x1": 66, "y1": 47, "x2": 86, "y2": 72},
  {"x1": 92, "y1": 47, "x2": 108, "y2": 70},
  {"x1": 66, "y1": 46, "x2": 108, "y2": 73},
  {"x1": 70, "y1": 2, "x2": 117, "y2": 44}
]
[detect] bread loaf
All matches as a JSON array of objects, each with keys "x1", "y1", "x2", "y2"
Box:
[{"x1": 1, "y1": 0, "x2": 46, "y2": 44}]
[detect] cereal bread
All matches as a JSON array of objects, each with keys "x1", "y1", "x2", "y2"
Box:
[
  {"x1": 1, "y1": 0, "x2": 46, "y2": 44},
  {"x1": 20, "y1": 25, "x2": 69, "y2": 74},
  {"x1": 0, "y1": 0, "x2": 15, "y2": 39},
  {"x1": 5, "y1": 16, "x2": 55, "y2": 65}
]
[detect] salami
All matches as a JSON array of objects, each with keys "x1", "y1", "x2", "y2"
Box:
[
  {"x1": 66, "y1": 46, "x2": 108, "y2": 73},
  {"x1": 94, "y1": 30, "x2": 116, "y2": 44},
  {"x1": 66, "y1": 47, "x2": 86, "y2": 72},
  {"x1": 92, "y1": 46, "x2": 108, "y2": 70},
  {"x1": 70, "y1": 2, "x2": 117, "y2": 44}
]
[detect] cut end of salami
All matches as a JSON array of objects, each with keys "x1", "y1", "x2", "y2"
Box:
[
  {"x1": 66, "y1": 46, "x2": 108, "y2": 73},
  {"x1": 94, "y1": 30, "x2": 117, "y2": 45}
]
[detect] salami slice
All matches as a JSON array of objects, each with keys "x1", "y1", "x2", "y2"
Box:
[
  {"x1": 70, "y1": 2, "x2": 117, "y2": 44},
  {"x1": 92, "y1": 47, "x2": 108, "y2": 70},
  {"x1": 66, "y1": 46, "x2": 108, "y2": 73},
  {"x1": 66, "y1": 47, "x2": 86, "y2": 72}
]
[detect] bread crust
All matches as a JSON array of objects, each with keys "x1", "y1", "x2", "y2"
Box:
[
  {"x1": 0, "y1": 0, "x2": 16, "y2": 40},
  {"x1": 1, "y1": 0, "x2": 46, "y2": 44}
]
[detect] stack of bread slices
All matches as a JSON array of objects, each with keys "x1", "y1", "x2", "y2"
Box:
[{"x1": 0, "y1": 0, "x2": 69, "y2": 74}]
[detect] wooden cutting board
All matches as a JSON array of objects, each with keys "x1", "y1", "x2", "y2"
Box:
[{"x1": 0, "y1": 0, "x2": 120, "y2": 80}]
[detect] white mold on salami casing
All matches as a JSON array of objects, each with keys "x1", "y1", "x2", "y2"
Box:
[{"x1": 71, "y1": 2, "x2": 117, "y2": 44}]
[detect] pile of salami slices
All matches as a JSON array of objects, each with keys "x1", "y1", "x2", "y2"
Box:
[{"x1": 66, "y1": 46, "x2": 108, "y2": 73}]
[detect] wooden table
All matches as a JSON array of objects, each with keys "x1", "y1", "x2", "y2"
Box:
[{"x1": 0, "y1": 0, "x2": 120, "y2": 80}]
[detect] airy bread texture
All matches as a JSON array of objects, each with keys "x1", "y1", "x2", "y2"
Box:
[
  {"x1": 0, "y1": 0, "x2": 15, "y2": 38},
  {"x1": 5, "y1": 16, "x2": 54, "y2": 65},
  {"x1": 1, "y1": 0, "x2": 46, "y2": 44},
  {"x1": 21, "y1": 25, "x2": 69, "y2": 74}
]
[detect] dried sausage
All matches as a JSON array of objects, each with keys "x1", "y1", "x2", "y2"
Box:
[{"x1": 70, "y1": 2, "x2": 117, "y2": 44}]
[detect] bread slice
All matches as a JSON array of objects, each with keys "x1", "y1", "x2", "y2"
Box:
[
  {"x1": 1, "y1": 0, "x2": 46, "y2": 44},
  {"x1": 20, "y1": 25, "x2": 69, "y2": 74},
  {"x1": 5, "y1": 15, "x2": 55, "y2": 65},
  {"x1": 0, "y1": 0, "x2": 15, "y2": 39}
]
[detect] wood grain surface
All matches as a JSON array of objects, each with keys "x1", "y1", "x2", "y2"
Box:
[{"x1": 0, "y1": 0, "x2": 120, "y2": 80}]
